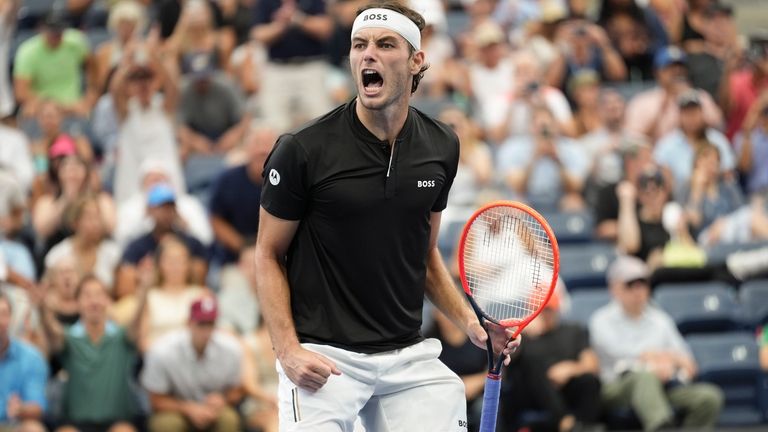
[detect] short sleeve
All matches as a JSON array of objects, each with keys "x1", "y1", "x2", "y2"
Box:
[
  {"x1": 260, "y1": 134, "x2": 309, "y2": 221},
  {"x1": 121, "y1": 240, "x2": 144, "y2": 264},
  {"x1": 13, "y1": 40, "x2": 35, "y2": 79},
  {"x1": 140, "y1": 347, "x2": 172, "y2": 395},
  {"x1": 208, "y1": 170, "x2": 232, "y2": 219},
  {"x1": 574, "y1": 325, "x2": 590, "y2": 353},
  {"x1": 20, "y1": 349, "x2": 49, "y2": 411},
  {"x1": 761, "y1": 325, "x2": 768, "y2": 346},
  {"x1": 560, "y1": 140, "x2": 590, "y2": 180},
  {"x1": 431, "y1": 133, "x2": 460, "y2": 212},
  {"x1": 186, "y1": 236, "x2": 208, "y2": 259},
  {"x1": 710, "y1": 131, "x2": 736, "y2": 171},
  {"x1": 69, "y1": 30, "x2": 90, "y2": 61}
]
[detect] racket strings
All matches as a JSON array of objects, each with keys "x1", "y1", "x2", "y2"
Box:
[{"x1": 463, "y1": 207, "x2": 555, "y2": 322}]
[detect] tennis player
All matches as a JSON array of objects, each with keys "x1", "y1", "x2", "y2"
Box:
[{"x1": 254, "y1": 2, "x2": 519, "y2": 431}]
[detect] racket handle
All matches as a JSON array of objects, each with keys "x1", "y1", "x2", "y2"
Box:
[{"x1": 478, "y1": 373, "x2": 502, "y2": 432}]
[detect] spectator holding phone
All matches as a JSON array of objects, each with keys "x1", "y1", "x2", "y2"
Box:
[
  {"x1": 721, "y1": 34, "x2": 768, "y2": 139},
  {"x1": 625, "y1": 46, "x2": 722, "y2": 142},
  {"x1": 734, "y1": 90, "x2": 768, "y2": 195},
  {"x1": 546, "y1": 19, "x2": 627, "y2": 93},
  {"x1": 497, "y1": 106, "x2": 589, "y2": 212}
]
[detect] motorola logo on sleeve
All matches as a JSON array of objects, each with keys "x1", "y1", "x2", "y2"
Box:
[{"x1": 269, "y1": 169, "x2": 281, "y2": 186}]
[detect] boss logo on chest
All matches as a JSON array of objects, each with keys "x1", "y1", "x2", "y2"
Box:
[{"x1": 417, "y1": 180, "x2": 436, "y2": 188}]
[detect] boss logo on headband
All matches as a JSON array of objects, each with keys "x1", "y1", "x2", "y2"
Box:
[{"x1": 363, "y1": 13, "x2": 388, "y2": 21}]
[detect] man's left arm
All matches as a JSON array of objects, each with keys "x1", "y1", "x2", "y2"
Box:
[{"x1": 424, "y1": 212, "x2": 519, "y2": 359}]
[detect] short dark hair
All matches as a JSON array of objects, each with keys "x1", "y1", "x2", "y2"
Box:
[
  {"x1": 74, "y1": 274, "x2": 107, "y2": 299},
  {"x1": 355, "y1": 1, "x2": 430, "y2": 94}
]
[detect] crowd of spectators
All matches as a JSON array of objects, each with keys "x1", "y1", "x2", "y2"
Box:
[{"x1": 1, "y1": 0, "x2": 768, "y2": 431}]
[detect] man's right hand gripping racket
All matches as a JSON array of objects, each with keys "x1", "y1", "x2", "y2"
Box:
[{"x1": 458, "y1": 201, "x2": 560, "y2": 432}]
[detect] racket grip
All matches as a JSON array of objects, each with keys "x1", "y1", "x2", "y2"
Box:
[{"x1": 478, "y1": 374, "x2": 502, "y2": 432}]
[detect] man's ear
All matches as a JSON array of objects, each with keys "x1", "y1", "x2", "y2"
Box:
[{"x1": 410, "y1": 50, "x2": 426, "y2": 75}]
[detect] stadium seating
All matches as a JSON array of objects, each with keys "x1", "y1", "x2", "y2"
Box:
[
  {"x1": 558, "y1": 242, "x2": 616, "y2": 289},
  {"x1": 686, "y1": 332, "x2": 767, "y2": 426},
  {"x1": 739, "y1": 279, "x2": 768, "y2": 328},
  {"x1": 541, "y1": 210, "x2": 594, "y2": 244},
  {"x1": 705, "y1": 240, "x2": 768, "y2": 267},
  {"x1": 16, "y1": 0, "x2": 55, "y2": 30},
  {"x1": 561, "y1": 288, "x2": 611, "y2": 326},
  {"x1": 653, "y1": 282, "x2": 741, "y2": 335}
]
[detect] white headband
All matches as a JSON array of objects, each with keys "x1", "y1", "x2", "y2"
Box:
[{"x1": 351, "y1": 8, "x2": 421, "y2": 50}]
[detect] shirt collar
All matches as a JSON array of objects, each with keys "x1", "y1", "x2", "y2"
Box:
[{"x1": 347, "y1": 99, "x2": 414, "y2": 147}]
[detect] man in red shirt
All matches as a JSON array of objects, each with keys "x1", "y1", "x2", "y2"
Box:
[{"x1": 721, "y1": 35, "x2": 768, "y2": 140}]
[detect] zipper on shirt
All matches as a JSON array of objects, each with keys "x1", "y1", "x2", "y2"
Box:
[{"x1": 385, "y1": 139, "x2": 398, "y2": 198}]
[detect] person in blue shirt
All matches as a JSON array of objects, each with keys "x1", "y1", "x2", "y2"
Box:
[{"x1": 0, "y1": 290, "x2": 48, "y2": 432}]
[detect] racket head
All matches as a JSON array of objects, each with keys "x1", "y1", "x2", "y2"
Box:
[{"x1": 458, "y1": 201, "x2": 560, "y2": 336}]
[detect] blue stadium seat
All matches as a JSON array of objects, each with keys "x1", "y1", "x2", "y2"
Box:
[
  {"x1": 86, "y1": 28, "x2": 112, "y2": 49},
  {"x1": 653, "y1": 282, "x2": 741, "y2": 335},
  {"x1": 738, "y1": 279, "x2": 768, "y2": 328},
  {"x1": 16, "y1": 0, "x2": 56, "y2": 30},
  {"x1": 686, "y1": 332, "x2": 766, "y2": 426},
  {"x1": 705, "y1": 240, "x2": 768, "y2": 266},
  {"x1": 559, "y1": 243, "x2": 616, "y2": 288},
  {"x1": 541, "y1": 210, "x2": 594, "y2": 244},
  {"x1": 561, "y1": 288, "x2": 611, "y2": 326}
]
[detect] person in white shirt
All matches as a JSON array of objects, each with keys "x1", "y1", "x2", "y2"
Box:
[
  {"x1": 141, "y1": 297, "x2": 243, "y2": 432},
  {"x1": 0, "y1": 115, "x2": 34, "y2": 192},
  {"x1": 589, "y1": 255, "x2": 723, "y2": 430}
]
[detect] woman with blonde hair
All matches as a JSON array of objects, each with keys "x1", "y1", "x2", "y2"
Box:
[
  {"x1": 163, "y1": 0, "x2": 234, "y2": 77},
  {"x1": 93, "y1": 0, "x2": 147, "y2": 94},
  {"x1": 135, "y1": 235, "x2": 209, "y2": 351}
]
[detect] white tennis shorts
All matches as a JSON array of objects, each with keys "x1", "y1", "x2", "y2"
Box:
[{"x1": 277, "y1": 338, "x2": 468, "y2": 432}]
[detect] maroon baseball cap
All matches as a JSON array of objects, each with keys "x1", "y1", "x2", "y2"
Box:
[{"x1": 190, "y1": 297, "x2": 218, "y2": 323}]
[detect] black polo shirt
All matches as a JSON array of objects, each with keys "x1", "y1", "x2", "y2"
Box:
[{"x1": 261, "y1": 99, "x2": 459, "y2": 353}]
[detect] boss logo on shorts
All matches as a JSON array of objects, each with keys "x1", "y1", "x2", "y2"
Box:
[
  {"x1": 417, "y1": 180, "x2": 436, "y2": 188},
  {"x1": 363, "y1": 13, "x2": 388, "y2": 21},
  {"x1": 458, "y1": 419, "x2": 468, "y2": 429}
]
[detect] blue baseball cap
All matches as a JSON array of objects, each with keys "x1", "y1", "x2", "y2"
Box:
[
  {"x1": 147, "y1": 183, "x2": 176, "y2": 207},
  {"x1": 654, "y1": 46, "x2": 687, "y2": 69}
]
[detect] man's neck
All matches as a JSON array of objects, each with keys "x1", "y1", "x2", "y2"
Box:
[
  {"x1": 152, "y1": 226, "x2": 172, "y2": 239},
  {"x1": 355, "y1": 97, "x2": 409, "y2": 144},
  {"x1": 84, "y1": 320, "x2": 106, "y2": 343}
]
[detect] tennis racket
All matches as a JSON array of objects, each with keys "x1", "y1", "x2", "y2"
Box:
[{"x1": 457, "y1": 201, "x2": 560, "y2": 432}]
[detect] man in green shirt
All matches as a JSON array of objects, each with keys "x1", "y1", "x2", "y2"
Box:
[
  {"x1": 40, "y1": 275, "x2": 147, "y2": 432},
  {"x1": 13, "y1": 12, "x2": 95, "y2": 118}
]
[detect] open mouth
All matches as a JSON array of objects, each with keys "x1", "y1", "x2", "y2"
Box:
[{"x1": 362, "y1": 69, "x2": 384, "y2": 90}]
